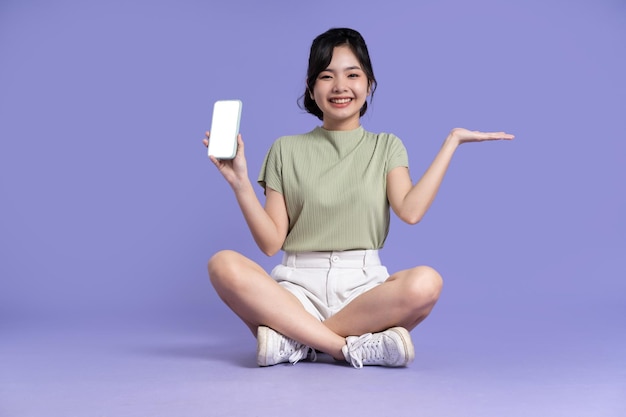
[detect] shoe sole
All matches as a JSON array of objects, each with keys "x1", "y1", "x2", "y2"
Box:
[
  {"x1": 256, "y1": 326, "x2": 271, "y2": 367},
  {"x1": 388, "y1": 327, "x2": 415, "y2": 366}
]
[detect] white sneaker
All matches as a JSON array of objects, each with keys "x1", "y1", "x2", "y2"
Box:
[
  {"x1": 257, "y1": 326, "x2": 316, "y2": 366},
  {"x1": 342, "y1": 327, "x2": 415, "y2": 368}
]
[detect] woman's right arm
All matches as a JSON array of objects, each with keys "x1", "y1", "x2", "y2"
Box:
[{"x1": 204, "y1": 132, "x2": 288, "y2": 256}]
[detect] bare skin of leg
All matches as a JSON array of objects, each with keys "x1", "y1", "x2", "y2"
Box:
[
  {"x1": 209, "y1": 250, "x2": 347, "y2": 360},
  {"x1": 323, "y1": 266, "x2": 443, "y2": 337},
  {"x1": 208, "y1": 250, "x2": 443, "y2": 361}
]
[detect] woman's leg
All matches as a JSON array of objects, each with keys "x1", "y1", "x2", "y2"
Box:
[
  {"x1": 208, "y1": 250, "x2": 346, "y2": 360},
  {"x1": 323, "y1": 265, "x2": 443, "y2": 337}
]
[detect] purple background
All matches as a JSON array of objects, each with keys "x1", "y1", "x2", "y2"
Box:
[{"x1": 1, "y1": 0, "x2": 624, "y2": 416}]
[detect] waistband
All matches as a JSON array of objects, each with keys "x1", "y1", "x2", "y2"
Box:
[{"x1": 281, "y1": 250, "x2": 381, "y2": 269}]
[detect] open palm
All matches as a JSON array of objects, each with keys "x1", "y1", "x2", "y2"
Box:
[{"x1": 449, "y1": 127, "x2": 515, "y2": 144}]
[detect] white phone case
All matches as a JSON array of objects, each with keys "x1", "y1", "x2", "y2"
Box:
[{"x1": 207, "y1": 99, "x2": 242, "y2": 160}]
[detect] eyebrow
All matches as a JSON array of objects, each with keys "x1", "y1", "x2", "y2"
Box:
[{"x1": 321, "y1": 65, "x2": 363, "y2": 72}]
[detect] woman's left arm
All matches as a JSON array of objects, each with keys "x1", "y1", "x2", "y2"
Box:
[{"x1": 387, "y1": 128, "x2": 515, "y2": 225}]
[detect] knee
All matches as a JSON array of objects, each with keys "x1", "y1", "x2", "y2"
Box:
[
  {"x1": 207, "y1": 250, "x2": 244, "y2": 289},
  {"x1": 403, "y1": 266, "x2": 443, "y2": 307}
]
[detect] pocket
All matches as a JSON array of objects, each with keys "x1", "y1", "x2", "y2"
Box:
[
  {"x1": 362, "y1": 265, "x2": 390, "y2": 286},
  {"x1": 270, "y1": 264, "x2": 294, "y2": 282}
]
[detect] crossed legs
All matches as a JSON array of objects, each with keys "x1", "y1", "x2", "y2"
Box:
[{"x1": 208, "y1": 250, "x2": 443, "y2": 361}]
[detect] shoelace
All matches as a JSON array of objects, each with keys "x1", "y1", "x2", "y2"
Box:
[
  {"x1": 279, "y1": 336, "x2": 317, "y2": 365},
  {"x1": 345, "y1": 333, "x2": 379, "y2": 369},
  {"x1": 288, "y1": 345, "x2": 317, "y2": 365}
]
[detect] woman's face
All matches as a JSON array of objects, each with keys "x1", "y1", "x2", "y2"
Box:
[{"x1": 311, "y1": 45, "x2": 370, "y2": 131}]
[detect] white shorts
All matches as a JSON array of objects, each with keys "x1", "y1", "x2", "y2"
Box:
[{"x1": 270, "y1": 250, "x2": 389, "y2": 321}]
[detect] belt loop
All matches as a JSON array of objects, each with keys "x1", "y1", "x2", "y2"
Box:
[{"x1": 283, "y1": 252, "x2": 295, "y2": 267}]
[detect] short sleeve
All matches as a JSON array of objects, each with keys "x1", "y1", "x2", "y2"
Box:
[
  {"x1": 257, "y1": 139, "x2": 283, "y2": 194},
  {"x1": 386, "y1": 134, "x2": 409, "y2": 173}
]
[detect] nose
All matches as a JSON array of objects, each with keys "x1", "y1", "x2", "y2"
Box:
[{"x1": 332, "y1": 77, "x2": 347, "y2": 93}]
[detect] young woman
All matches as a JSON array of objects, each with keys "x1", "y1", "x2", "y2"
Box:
[{"x1": 203, "y1": 28, "x2": 514, "y2": 368}]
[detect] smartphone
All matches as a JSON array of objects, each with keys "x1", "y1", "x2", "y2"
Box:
[{"x1": 207, "y1": 99, "x2": 242, "y2": 160}]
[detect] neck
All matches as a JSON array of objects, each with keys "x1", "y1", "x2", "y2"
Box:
[{"x1": 322, "y1": 116, "x2": 361, "y2": 131}]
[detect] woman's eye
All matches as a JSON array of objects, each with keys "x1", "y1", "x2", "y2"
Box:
[
  {"x1": 348, "y1": 73, "x2": 360, "y2": 78},
  {"x1": 319, "y1": 75, "x2": 332, "y2": 80}
]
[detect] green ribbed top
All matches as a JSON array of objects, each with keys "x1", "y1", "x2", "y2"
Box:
[{"x1": 258, "y1": 126, "x2": 409, "y2": 252}]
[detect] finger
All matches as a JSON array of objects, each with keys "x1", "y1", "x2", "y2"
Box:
[
  {"x1": 235, "y1": 134, "x2": 245, "y2": 156},
  {"x1": 202, "y1": 139, "x2": 209, "y2": 147},
  {"x1": 482, "y1": 131, "x2": 514, "y2": 140},
  {"x1": 205, "y1": 131, "x2": 210, "y2": 138},
  {"x1": 209, "y1": 155, "x2": 222, "y2": 168},
  {"x1": 489, "y1": 132, "x2": 515, "y2": 140}
]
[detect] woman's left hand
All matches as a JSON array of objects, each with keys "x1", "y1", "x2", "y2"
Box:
[{"x1": 447, "y1": 127, "x2": 515, "y2": 146}]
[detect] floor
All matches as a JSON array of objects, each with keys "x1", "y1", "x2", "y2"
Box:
[{"x1": 2, "y1": 305, "x2": 624, "y2": 417}]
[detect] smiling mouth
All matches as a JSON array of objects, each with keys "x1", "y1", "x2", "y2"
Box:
[{"x1": 330, "y1": 98, "x2": 352, "y2": 104}]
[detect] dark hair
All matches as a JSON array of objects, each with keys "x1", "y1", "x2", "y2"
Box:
[{"x1": 299, "y1": 28, "x2": 377, "y2": 120}]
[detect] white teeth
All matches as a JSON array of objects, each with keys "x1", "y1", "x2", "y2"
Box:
[{"x1": 331, "y1": 98, "x2": 351, "y2": 104}]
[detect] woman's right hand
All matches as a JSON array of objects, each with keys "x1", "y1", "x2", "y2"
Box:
[
  {"x1": 203, "y1": 131, "x2": 249, "y2": 191},
  {"x1": 203, "y1": 131, "x2": 287, "y2": 255}
]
